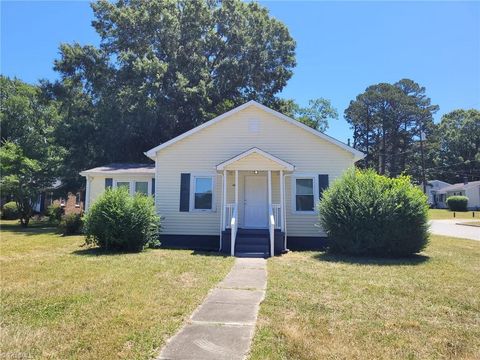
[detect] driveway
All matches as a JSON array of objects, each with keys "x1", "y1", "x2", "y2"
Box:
[{"x1": 429, "y1": 220, "x2": 480, "y2": 241}]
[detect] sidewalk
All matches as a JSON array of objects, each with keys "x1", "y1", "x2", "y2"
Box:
[{"x1": 157, "y1": 258, "x2": 267, "y2": 360}]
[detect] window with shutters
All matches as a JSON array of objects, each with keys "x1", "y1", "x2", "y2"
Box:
[{"x1": 191, "y1": 175, "x2": 215, "y2": 211}]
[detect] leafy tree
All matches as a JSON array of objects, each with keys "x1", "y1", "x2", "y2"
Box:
[
  {"x1": 293, "y1": 98, "x2": 338, "y2": 132},
  {"x1": 345, "y1": 79, "x2": 438, "y2": 181},
  {"x1": 0, "y1": 76, "x2": 63, "y2": 226},
  {"x1": 432, "y1": 109, "x2": 480, "y2": 183},
  {"x1": 47, "y1": 0, "x2": 296, "y2": 192}
]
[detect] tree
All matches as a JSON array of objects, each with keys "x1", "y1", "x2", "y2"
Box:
[
  {"x1": 432, "y1": 109, "x2": 480, "y2": 183},
  {"x1": 292, "y1": 98, "x2": 338, "y2": 132},
  {"x1": 47, "y1": 0, "x2": 296, "y2": 192},
  {"x1": 344, "y1": 79, "x2": 438, "y2": 182},
  {"x1": 0, "y1": 76, "x2": 63, "y2": 226}
]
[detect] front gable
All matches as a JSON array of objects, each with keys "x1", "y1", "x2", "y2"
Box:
[{"x1": 145, "y1": 101, "x2": 364, "y2": 162}]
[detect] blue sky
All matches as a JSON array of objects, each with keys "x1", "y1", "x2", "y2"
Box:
[{"x1": 2, "y1": 1, "x2": 479, "y2": 143}]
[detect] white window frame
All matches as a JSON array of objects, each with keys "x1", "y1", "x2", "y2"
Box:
[
  {"x1": 113, "y1": 179, "x2": 152, "y2": 196},
  {"x1": 190, "y1": 174, "x2": 216, "y2": 212},
  {"x1": 291, "y1": 174, "x2": 318, "y2": 214}
]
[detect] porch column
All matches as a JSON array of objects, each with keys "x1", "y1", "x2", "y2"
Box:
[
  {"x1": 268, "y1": 170, "x2": 272, "y2": 206},
  {"x1": 235, "y1": 170, "x2": 238, "y2": 208},
  {"x1": 280, "y1": 170, "x2": 284, "y2": 232},
  {"x1": 223, "y1": 170, "x2": 227, "y2": 230}
]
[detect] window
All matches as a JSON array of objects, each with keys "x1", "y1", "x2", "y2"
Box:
[
  {"x1": 116, "y1": 181, "x2": 130, "y2": 190},
  {"x1": 295, "y1": 178, "x2": 315, "y2": 212},
  {"x1": 60, "y1": 198, "x2": 65, "y2": 207},
  {"x1": 135, "y1": 181, "x2": 148, "y2": 195},
  {"x1": 193, "y1": 177, "x2": 213, "y2": 210},
  {"x1": 75, "y1": 193, "x2": 81, "y2": 207}
]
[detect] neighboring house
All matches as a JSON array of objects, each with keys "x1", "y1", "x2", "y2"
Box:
[
  {"x1": 32, "y1": 180, "x2": 84, "y2": 215},
  {"x1": 421, "y1": 180, "x2": 451, "y2": 207},
  {"x1": 80, "y1": 101, "x2": 365, "y2": 257},
  {"x1": 436, "y1": 180, "x2": 480, "y2": 210}
]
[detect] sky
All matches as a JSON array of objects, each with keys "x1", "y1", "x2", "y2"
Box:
[{"x1": 1, "y1": 1, "x2": 479, "y2": 143}]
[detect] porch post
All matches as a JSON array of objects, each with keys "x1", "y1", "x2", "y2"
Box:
[
  {"x1": 223, "y1": 170, "x2": 227, "y2": 230},
  {"x1": 235, "y1": 170, "x2": 238, "y2": 208},
  {"x1": 268, "y1": 170, "x2": 272, "y2": 206},
  {"x1": 280, "y1": 170, "x2": 284, "y2": 232}
]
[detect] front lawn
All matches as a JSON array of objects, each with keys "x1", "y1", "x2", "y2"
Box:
[
  {"x1": 250, "y1": 235, "x2": 480, "y2": 359},
  {"x1": 429, "y1": 208, "x2": 477, "y2": 220},
  {"x1": 0, "y1": 220, "x2": 233, "y2": 359}
]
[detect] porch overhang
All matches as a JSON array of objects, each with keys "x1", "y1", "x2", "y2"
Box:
[{"x1": 216, "y1": 147, "x2": 295, "y2": 171}]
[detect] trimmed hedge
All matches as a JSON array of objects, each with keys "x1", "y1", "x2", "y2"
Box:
[
  {"x1": 84, "y1": 188, "x2": 160, "y2": 251},
  {"x1": 1, "y1": 202, "x2": 19, "y2": 220},
  {"x1": 446, "y1": 196, "x2": 468, "y2": 212},
  {"x1": 318, "y1": 169, "x2": 429, "y2": 257}
]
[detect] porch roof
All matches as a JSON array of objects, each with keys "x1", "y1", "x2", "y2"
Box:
[{"x1": 216, "y1": 147, "x2": 294, "y2": 171}]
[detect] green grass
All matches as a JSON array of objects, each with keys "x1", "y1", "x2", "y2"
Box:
[
  {"x1": 429, "y1": 209, "x2": 478, "y2": 220},
  {"x1": 0, "y1": 220, "x2": 233, "y2": 360},
  {"x1": 250, "y1": 235, "x2": 480, "y2": 360}
]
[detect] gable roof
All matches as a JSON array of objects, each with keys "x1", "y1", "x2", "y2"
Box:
[
  {"x1": 79, "y1": 163, "x2": 155, "y2": 176},
  {"x1": 437, "y1": 180, "x2": 480, "y2": 194},
  {"x1": 216, "y1": 147, "x2": 295, "y2": 171},
  {"x1": 144, "y1": 100, "x2": 365, "y2": 161}
]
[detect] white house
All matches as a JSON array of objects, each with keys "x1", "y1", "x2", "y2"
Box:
[
  {"x1": 435, "y1": 180, "x2": 480, "y2": 210},
  {"x1": 421, "y1": 180, "x2": 451, "y2": 207},
  {"x1": 80, "y1": 101, "x2": 365, "y2": 257}
]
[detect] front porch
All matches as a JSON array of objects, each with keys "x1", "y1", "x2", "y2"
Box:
[{"x1": 216, "y1": 148, "x2": 294, "y2": 257}]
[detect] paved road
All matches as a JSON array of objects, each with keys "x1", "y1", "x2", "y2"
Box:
[
  {"x1": 429, "y1": 220, "x2": 480, "y2": 241},
  {"x1": 158, "y1": 258, "x2": 266, "y2": 360}
]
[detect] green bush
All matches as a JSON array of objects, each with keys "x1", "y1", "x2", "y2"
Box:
[
  {"x1": 1, "y1": 202, "x2": 19, "y2": 220},
  {"x1": 318, "y1": 168, "x2": 429, "y2": 257},
  {"x1": 47, "y1": 204, "x2": 64, "y2": 224},
  {"x1": 59, "y1": 213, "x2": 83, "y2": 235},
  {"x1": 83, "y1": 188, "x2": 161, "y2": 251},
  {"x1": 446, "y1": 196, "x2": 468, "y2": 212}
]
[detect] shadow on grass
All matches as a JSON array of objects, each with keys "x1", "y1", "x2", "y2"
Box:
[
  {"x1": 72, "y1": 247, "x2": 142, "y2": 256},
  {"x1": 0, "y1": 222, "x2": 58, "y2": 236},
  {"x1": 313, "y1": 252, "x2": 430, "y2": 266},
  {"x1": 190, "y1": 249, "x2": 230, "y2": 258}
]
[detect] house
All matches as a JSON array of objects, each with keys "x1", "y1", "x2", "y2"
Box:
[
  {"x1": 435, "y1": 180, "x2": 480, "y2": 210},
  {"x1": 421, "y1": 180, "x2": 451, "y2": 207},
  {"x1": 32, "y1": 180, "x2": 84, "y2": 215},
  {"x1": 80, "y1": 101, "x2": 365, "y2": 257}
]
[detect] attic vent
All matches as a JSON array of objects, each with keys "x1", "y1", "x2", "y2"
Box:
[{"x1": 248, "y1": 119, "x2": 260, "y2": 134}]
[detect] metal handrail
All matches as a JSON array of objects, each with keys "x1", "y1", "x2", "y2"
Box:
[
  {"x1": 230, "y1": 205, "x2": 238, "y2": 256},
  {"x1": 268, "y1": 205, "x2": 275, "y2": 257}
]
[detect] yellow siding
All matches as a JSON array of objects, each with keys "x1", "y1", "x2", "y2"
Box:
[
  {"x1": 224, "y1": 152, "x2": 286, "y2": 170},
  {"x1": 87, "y1": 175, "x2": 154, "y2": 208},
  {"x1": 155, "y1": 106, "x2": 356, "y2": 238}
]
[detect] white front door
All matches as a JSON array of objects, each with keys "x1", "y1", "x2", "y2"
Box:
[{"x1": 244, "y1": 176, "x2": 268, "y2": 228}]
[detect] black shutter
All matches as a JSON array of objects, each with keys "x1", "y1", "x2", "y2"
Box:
[
  {"x1": 151, "y1": 178, "x2": 155, "y2": 197},
  {"x1": 179, "y1": 173, "x2": 190, "y2": 212},
  {"x1": 105, "y1": 178, "x2": 113, "y2": 189},
  {"x1": 318, "y1": 174, "x2": 329, "y2": 198}
]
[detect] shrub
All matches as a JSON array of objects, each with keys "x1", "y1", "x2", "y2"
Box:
[
  {"x1": 318, "y1": 168, "x2": 429, "y2": 257},
  {"x1": 1, "y1": 202, "x2": 19, "y2": 220},
  {"x1": 446, "y1": 196, "x2": 468, "y2": 212},
  {"x1": 47, "y1": 204, "x2": 64, "y2": 224},
  {"x1": 83, "y1": 188, "x2": 160, "y2": 251},
  {"x1": 59, "y1": 213, "x2": 83, "y2": 235}
]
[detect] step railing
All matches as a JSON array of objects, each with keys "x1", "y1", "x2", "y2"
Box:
[
  {"x1": 268, "y1": 204, "x2": 275, "y2": 258},
  {"x1": 272, "y1": 203, "x2": 281, "y2": 229},
  {"x1": 225, "y1": 203, "x2": 235, "y2": 229},
  {"x1": 230, "y1": 204, "x2": 238, "y2": 256}
]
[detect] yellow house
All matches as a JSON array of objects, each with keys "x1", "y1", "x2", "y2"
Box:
[{"x1": 80, "y1": 101, "x2": 365, "y2": 257}]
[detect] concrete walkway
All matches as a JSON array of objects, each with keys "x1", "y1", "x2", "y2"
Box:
[
  {"x1": 430, "y1": 220, "x2": 480, "y2": 241},
  {"x1": 158, "y1": 258, "x2": 266, "y2": 360}
]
